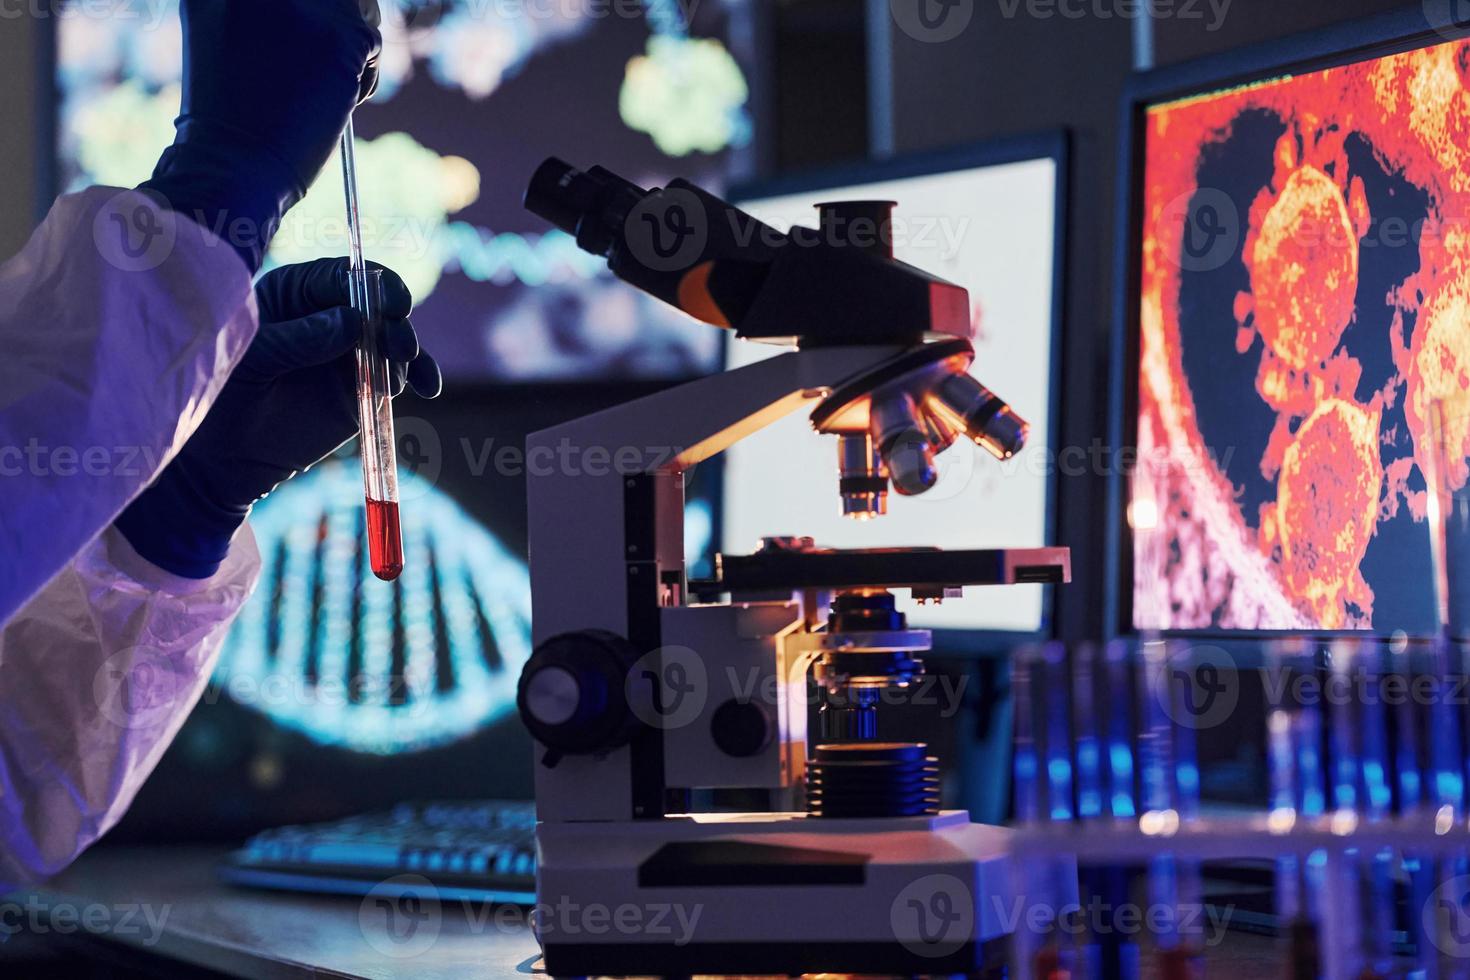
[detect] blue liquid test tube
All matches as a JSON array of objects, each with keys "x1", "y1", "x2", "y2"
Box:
[{"x1": 1104, "y1": 639, "x2": 1137, "y2": 820}]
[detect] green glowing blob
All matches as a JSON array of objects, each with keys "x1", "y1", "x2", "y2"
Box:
[
  {"x1": 620, "y1": 36, "x2": 748, "y2": 157},
  {"x1": 69, "y1": 81, "x2": 179, "y2": 189},
  {"x1": 268, "y1": 132, "x2": 482, "y2": 303}
]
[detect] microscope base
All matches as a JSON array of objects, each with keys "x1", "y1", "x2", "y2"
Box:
[{"x1": 534, "y1": 811, "x2": 1063, "y2": 977}]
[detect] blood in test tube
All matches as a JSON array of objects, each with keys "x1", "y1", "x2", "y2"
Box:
[{"x1": 366, "y1": 497, "x2": 403, "y2": 581}]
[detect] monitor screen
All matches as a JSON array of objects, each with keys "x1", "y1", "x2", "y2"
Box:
[
  {"x1": 1130, "y1": 31, "x2": 1470, "y2": 634},
  {"x1": 108, "y1": 382, "x2": 718, "y2": 841},
  {"x1": 726, "y1": 150, "x2": 1062, "y2": 633},
  {"x1": 54, "y1": 0, "x2": 750, "y2": 381}
]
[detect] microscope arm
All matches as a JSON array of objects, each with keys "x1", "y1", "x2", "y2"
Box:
[
  {"x1": 534, "y1": 345, "x2": 910, "y2": 472},
  {"x1": 527, "y1": 344, "x2": 909, "y2": 645}
]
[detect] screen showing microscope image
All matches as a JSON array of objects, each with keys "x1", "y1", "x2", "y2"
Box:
[
  {"x1": 54, "y1": 0, "x2": 751, "y2": 381},
  {"x1": 1130, "y1": 34, "x2": 1470, "y2": 634},
  {"x1": 726, "y1": 154, "x2": 1061, "y2": 633}
]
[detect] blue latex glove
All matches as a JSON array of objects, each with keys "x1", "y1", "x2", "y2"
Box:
[
  {"x1": 138, "y1": 0, "x2": 381, "y2": 273},
  {"x1": 115, "y1": 258, "x2": 442, "y2": 579}
]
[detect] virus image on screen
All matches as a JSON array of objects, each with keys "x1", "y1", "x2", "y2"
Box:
[{"x1": 1133, "y1": 36, "x2": 1470, "y2": 633}]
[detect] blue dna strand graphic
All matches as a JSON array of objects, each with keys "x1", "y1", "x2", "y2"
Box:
[
  {"x1": 438, "y1": 225, "x2": 603, "y2": 287},
  {"x1": 215, "y1": 463, "x2": 532, "y2": 755}
]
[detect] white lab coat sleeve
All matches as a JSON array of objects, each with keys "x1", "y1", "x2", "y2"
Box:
[
  {"x1": 0, "y1": 187, "x2": 264, "y2": 885},
  {"x1": 0, "y1": 524, "x2": 261, "y2": 885},
  {"x1": 0, "y1": 186, "x2": 258, "y2": 627}
]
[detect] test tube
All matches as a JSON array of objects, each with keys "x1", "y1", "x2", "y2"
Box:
[
  {"x1": 1430, "y1": 636, "x2": 1469, "y2": 980},
  {"x1": 1103, "y1": 639, "x2": 1137, "y2": 820},
  {"x1": 1040, "y1": 642, "x2": 1077, "y2": 978},
  {"x1": 340, "y1": 117, "x2": 403, "y2": 582},
  {"x1": 1013, "y1": 644, "x2": 1041, "y2": 827},
  {"x1": 1351, "y1": 640, "x2": 1395, "y2": 980},
  {"x1": 1395, "y1": 638, "x2": 1439, "y2": 978},
  {"x1": 1267, "y1": 638, "x2": 1322, "y2": 980},
  {"x1": 1326, "y1": 640, "x2": 1370, "y2": 980},
  {"x1": 1042, "y1": 641, "x2": 1075, "y2": 823},
  {"x1": 1072, "y1": 642, "x2": 1103, "y2": 821},
  {"x1": 1100, "y1": 640, "x2": 1140, "y2": 980},
  {"x1": 1009, "y1": 645, "x2": 1044, "y2": 980},
  {"x1": 1168, "y1": 644, "x2": 1205, "y2": 978},
  {"x1": 1140, "y1": 637, "x2": 1200, "y2": 980}
]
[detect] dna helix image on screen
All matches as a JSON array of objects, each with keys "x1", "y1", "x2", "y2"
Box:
[
  {"x1": 213, "y1": 463, "x2": 533, "y2": 755},
  {"x1": 1134, "y1": 35, "x2": 1470, "y2": 634}
]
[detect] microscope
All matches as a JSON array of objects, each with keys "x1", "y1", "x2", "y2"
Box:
[{"x1": 514, "y1": 159, "x2": 1072, "y2": 977}]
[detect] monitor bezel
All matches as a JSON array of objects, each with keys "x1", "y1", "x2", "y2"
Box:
[
  {"x1": 727, "y1": 131, "x2": 1071, "y2": 651},
  {"x1": 33, "y1": 13, "x2": 57, "y2": 223},
  {"x1": 1106, "y1": 6, "x2": 1470, "y2": 641}
]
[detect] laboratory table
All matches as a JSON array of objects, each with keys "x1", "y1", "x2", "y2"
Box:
[{"x1": 8, "y1": 846, "x2": 1292, "y2": 979}]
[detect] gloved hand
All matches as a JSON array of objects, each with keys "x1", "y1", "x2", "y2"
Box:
[
  {"x1": 139, "y1": 0, "x2": 382, "y2": 274},
  {"x1": 115, "y1": 258, "x2": 442, "y2": 579}
]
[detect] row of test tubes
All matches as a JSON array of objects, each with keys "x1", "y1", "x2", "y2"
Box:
[
  {"x1": 1011, "y1": 635, "x2": 1470, "y2": 979},
  {"x1": 1266, "y1": 635, "x2": 1470, "y2": 980},
  {"x1": 1010, "y1": 637, "x2": 1205, "y2": 979}
]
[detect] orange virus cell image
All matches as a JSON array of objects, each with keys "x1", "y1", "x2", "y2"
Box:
[{"x1": 1133, "y1": 36, "x2": 1470, "y2": 633}]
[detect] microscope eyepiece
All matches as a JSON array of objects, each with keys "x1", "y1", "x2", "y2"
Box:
[
  {"x1": 524, "y1": 158, "x2": 595, "y2": 236},
  {"x1": 524, "y1": 157, "x2": 649, "y2": 257}
]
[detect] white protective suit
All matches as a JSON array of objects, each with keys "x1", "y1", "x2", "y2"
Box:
[{"x1": 0, "y1": 188, "x2": 263, "y2": 884}]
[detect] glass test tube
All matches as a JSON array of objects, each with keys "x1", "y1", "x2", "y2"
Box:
[
  {"x1": 1104, "y1": 639, "x2": 1137, "y2": 820},
  {"x1": 1009, "y1": 645, "x2": 1044, "y2": 980},
  {"x1": 1267, "y1": 638, "x2": 1321, "y2": 980},
  {"x1": 341, "y1": 117, "x2": 403, "y2": 582},
  {"x1": 1327, "y1": 639, "x2": 1379, "y2": 980},
  {"x1": 1354, "y1": 640, "x2": 1395, "y2": 980},
  {"x1": 1143, "y1": 638, "x2": 1202, "y2": 980},
  {"x1": 1394, "y1": 639, "x2": 1439, "y2": 979},
  {"x1": 1043, "y1": 641, "x2": 1075, "y2": 823},
  {"x1": 1013, "y1": 644, "x2": 1041, "y2": 827},
  {"x1": 1169, "y1": 644, "x2": 1204, "y2": 978},
  {"x1": 1040, "y1": 645, "x2": 1079, "y2": 980},
  {"x1": 1073, "y1": 643, "x2": 1103, "y2": 821},
  {"x1": 1101, "y1": 641, "x2": 1141, "y2": 979}
]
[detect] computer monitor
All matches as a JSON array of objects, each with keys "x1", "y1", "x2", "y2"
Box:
[
  {"x1": 52, "y1": 0, "x2": 751, "y2": 382},
  {"x1": 109, "y1": 381, "x2": 714, "y2": 842},
  {"x1": 726, "y1": 136, "x2": 1067, "y2": 637},
  {"x1": 1114, "y1": 9, "x2": 1470, "y2": 637}
]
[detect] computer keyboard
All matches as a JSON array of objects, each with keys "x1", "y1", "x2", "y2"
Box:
[{"x1": 219, "y1": 800, "x2": 538, "y2": 904}]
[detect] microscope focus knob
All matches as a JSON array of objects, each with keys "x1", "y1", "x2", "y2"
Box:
[
  {"x1": 710, "y1": 699, "x2": 773, "y2": 758},
  {"x1": 517, "y1": 630, "x2": 644, "y2": 759}
]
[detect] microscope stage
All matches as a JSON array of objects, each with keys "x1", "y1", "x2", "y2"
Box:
[{"x1": 699, "y1": 545, "x2": 1072, "y2": 595}]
